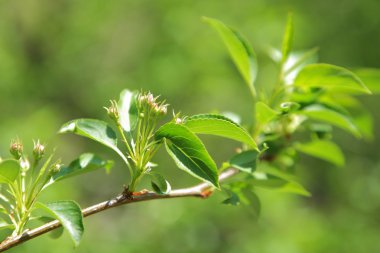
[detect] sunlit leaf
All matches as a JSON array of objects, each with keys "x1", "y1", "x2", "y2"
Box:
[
  {"x1": 294, "y1": 64, "x2": 371, "y2": 94},
  {"x1": 59, "y1": 119, "x2": 118, "y2": 150},
  {"x1": 155, "y1": 123, "x2": 219, "y2": 188},
  {"x1": 36, "y1": 201, "x2": 84, "y2": 247},
  {"x1": 184, "y1": 114, "x2": 258, "y2": 150},
  {"x1": 0, "y1": 159, "x2": 20, "y2": 184},
  {"x1": 284, "y1": 48, "x2": 319, "y2": 84},
  {"x1": 354, "y1": 68, "x2": 380, "y2": 94},
  {"x1": 203, "y1": 16, "x2": 257, "y2": 96},
  {"x1": 281, "y1": 13, "x2": 294, "y2": 64},
  {"x1": 0, "y1": 220, "x2": 14, "y2": 231},
  {"x1": 52, "y1": 153, "x2": 114, "y2": 182},
  {"x1": 295, "y1": 139, "x2": 345, "y2": 167},
  {"x1": 118, "y1": 89, "x2": 139, "y2": 132},
  {"x1": 59, "y1": 119, "x2": 129, "y2": 165},
  {"x1": 300, "y1": 104, "x2": 361, "y2": 138},
  {"x1": 256, "y1": 102, "x2": 278, "y2": 125}
]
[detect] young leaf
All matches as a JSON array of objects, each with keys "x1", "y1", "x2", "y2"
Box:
[
  {"x1": 52, "y1": 153, "x2": 114, "y2": 182},
  {"x1": 0, "y1": 159, "x2": 20, "y2": 184},
  {"x1": 353, "y1": 68, "x2": 380, "y2": 94},
  {"x1": 255, "y1": 102, "x2": 278, "y2": 125},
  {"x1": 300, "y1": 105, "x2": 361, "y2": 138},
  {"x1": 283, "y1": 48, "x2": 319, "y2": 84},
  {"x1": 281, "y1": 13, "x2": 294, "y2": 64},
  {"x1": 36, "y1": 201, "x2": 84, "y2": 247},
  {"x1": 229, "y1": 150, "x2": 259, "y2": 173},
  {"x1": 118, "y1": 89, "x2": 139, "y2": 132},
  {"x1": 155, "y1": 123, "x2": 219, "y2": 188},
  {"x1": 294, "y1": 140, "x2": 345, "y2": 167},
  {"x1": 294, "y1": 64, "x2": 371, "y2": 94},
  {"x1": 203, "y1": 16, "x2": 258, "y2": 97},
  {"x1": 149, "y1": 172, "x2": 171, "y2": 194},
  {"x1": 184, "y1": 114, "x2": 258, "y2": 150},
  {"x1": 59, "y1": 119, "x2": 118, "y2": 150}
]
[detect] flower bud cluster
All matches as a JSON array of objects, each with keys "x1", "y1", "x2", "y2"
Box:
[
  {"x1": 104, "y1": 100, "x2": 120, "y2": 123},
  {"x1": 33, "y1": 140, "x2": 45, "y2": 162},
  {"x1": 9, "y1": 139, "x2": 23, "y2": 160},
  {"x1": 138, "y1": 92, "x2": 168, "y2": 116}
]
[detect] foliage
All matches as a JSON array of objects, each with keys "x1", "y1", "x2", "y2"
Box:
[{"x1": 0, "y1": 14, "x2": 377, "y2": 250}]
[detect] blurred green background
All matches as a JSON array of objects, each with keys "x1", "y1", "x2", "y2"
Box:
[{"x1": 1, "y1": 0, "x2": 380, "y2": 252}]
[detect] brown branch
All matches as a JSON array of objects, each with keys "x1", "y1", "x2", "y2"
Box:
[{"x1": 0, "y1": 168, "x2": 238, "y2": 252}]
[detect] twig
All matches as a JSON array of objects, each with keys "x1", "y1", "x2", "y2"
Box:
[{"x1": 0, "y1": 168, "x2": 238, "y2": 252}]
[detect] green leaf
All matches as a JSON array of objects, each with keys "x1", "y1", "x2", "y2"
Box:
[
  {"x1": 184, "y1": 114, "x2": 258, "y2": 150},
  {"x1": 353, "y1": 68, "x2": 380, "y2": 94},
  {"x1": 294, "y1": 64, "x2": 371, "y2": 94},
  {"x1": 229, "y1": 150, "x2": 259, "y2": 173},
  {"x1": 223, "y1": 184, "x2": 261, "y2": 217},
  {"x1": 36, "y1": 201, "x2": 84, "y2": 247},
  {"x1": 251, "y1": 178, "x2": 311, "y2": 197},
  {"x1": 300, "y1": 104, "x2": 361, "y2": 138},
  {"x1": 0, "y1": 220, "x2": 14, "y2": 231},
  {"x1": 38, "y1": 217, "x2": 64, "y2": 239},
  {"x1": 59, "y1": 119, "x2": 118, "y2": 150},
  {"x1": 59, "y1": 119, "x2": 129, "y2": 165},
  {"x1": 52, "y1": 153, "x2": 114, "y2": 182},
  {"x1": 222, "y1": 190, "x2": 240, "y2": 206},
  {"x1": 118, "y1": 89, "x2": 139, "y2": 132},
  {"x1": 257, "y1": 165, "x2": 299, "y2": 183},
  {"x1": 281, "y1": 13, "x2": 294, "y2": 63},
  {"x1": 294, "y1": 139, "x2": 345, "y2": 167},
  {"x1": 283, "y1": 48, "x2": 319, "y2": 84},
  {"x1": 149, "y1": 172, "x2": 171, "y2": 194},
  {"x1": 0, "y1": 159, "x2": 20, "y2": 184},
  {"x1": 256, "y1": 102, "x2": 278, "y2": 125},
  {"x1": 155, "y1": 123, "x2": 219, "y2": 188},
  {"x1": 203, "y1": 16, "x2": 257, "y2": 96}
]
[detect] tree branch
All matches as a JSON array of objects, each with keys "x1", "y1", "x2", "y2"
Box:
[{"x1": 0, "y1": 168, "x2": 238, "y2": 252}]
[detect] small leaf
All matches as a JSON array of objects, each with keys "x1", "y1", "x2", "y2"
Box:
[
  {"x1": 155, "y1": 123, "x2": 219, "y2": 188},
  {"x1": 184, "y1": 114, "x2": 258, "y2": 150},
  {"x1": 294, "y1": 64, "x2": 371, "y2": 94},
  {"x1": 300, "y1": 104, "x2": 361, "y2": 138},
  {"x1": 222, "y1": 190, "x2": 240, "y2": 206},
  {"x1": 294, "y1": 140, "x2": 345, "y2": 167},
  {"x1": 118, "y1": 89, "x2": 139, "y2": 132},
  {"x1": 36, "y1": 201, "x2": 84, "y2": 247},
  {"x1": 0, "y1": 160, "x2": 20, "y2": 184},
  {"x1": 256, "y1": 102, "x2": 278, "y2": 125},
  {"x1": 281, "y1": 13, "x2": 294, "y2": 64},
  {"x1": 229, "y1": 150, "x2": 259, "y2": 173},
  {"x1": 353, "y1": 68, "x2": 380, "y2": 94},
  {"x1": 59, "y1": 119, "x2": 118, "y2": 150},
  {"x1": 59, "y1": 119, "x2": 129, "y2": 165},
  {"x1": 53, "y1": 153, "x2": 114, "y2": 182},
  {"x1": 149, "y1": 172, "x2": 171, "y2": 194},
  {"x1": 203, "y1": 16, "x2": 258, "y2": 96}
]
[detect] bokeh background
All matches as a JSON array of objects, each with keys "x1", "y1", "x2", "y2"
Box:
[{"x1": 1, "y1": 0, "x2": 380, "y2": 252}]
